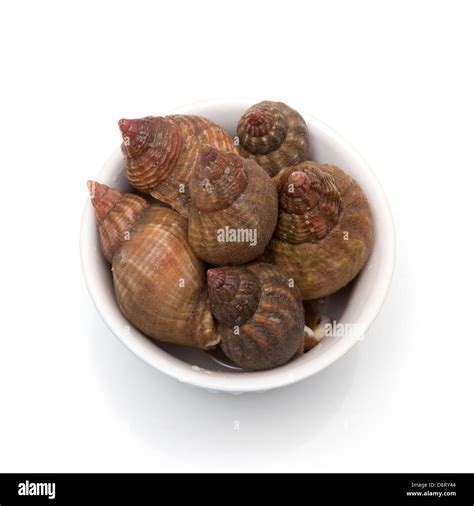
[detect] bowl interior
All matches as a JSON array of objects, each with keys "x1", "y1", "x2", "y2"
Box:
[{"x1": 81, "y1": 99, "x2": 394, "y2": 392}]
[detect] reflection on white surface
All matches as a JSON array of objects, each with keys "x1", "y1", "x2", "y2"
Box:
[{"x1": 90, "y1": 306, "x2": 359, "y2": 463}]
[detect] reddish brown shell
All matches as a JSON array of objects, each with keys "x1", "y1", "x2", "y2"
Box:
[
  {"x1": 274, "y1": 165, "x2": 342, "y2": 243},
  {"x1": 188, "y1": 147, "x2": 278, "y2": 265},
  {"x1": 89, "y1": 181, "x2": 218, "y2": 349},
  {"x1": 207, "y1": 263, "x2": 304, "y2": 370},
  {"x1": 119, "y1": 117, "x2": 182, "y2": 192},
  {"x1": 237, "y1": 101, "x2": 309, "y2": 176},
  {"x1": 112, "y1": 205, "x2": 219, "y2": 348},
  {"x1": 88, "y1": 181, "x2": 149, "y2": 262},
  {"x1": 119, "y1": 115, "x2": 238, "y2": 216},
  {"x1": 189, "y1": 146, "x2": 248, "y2": 213},
  {"x1": 207, "y1": 266, "x2": 261, "y2": 328},
  {"x1": 264, "y1": 161, "x2": 374, "y2": 299}
]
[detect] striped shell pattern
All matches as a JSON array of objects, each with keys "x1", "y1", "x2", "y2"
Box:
[
  {"x1": 187, "y1": 146, "x2": 278, "y2": 265},
  {"x1": 88, "y1": 181, "x2": 218, "y2": 349},
  {"x1": 207, "y1": 262, "x2": 305, "y2": 370},
  {"x1": 265, "y1": 161, "x2": 374, "y2": 299},
  {"x1": 119, "y1": 115, "x2": 238, "y2": 216},
  {"x1": 237, "y1": 101, "x2": 310, "y2": 176}
]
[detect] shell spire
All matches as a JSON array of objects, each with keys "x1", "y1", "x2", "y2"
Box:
[
  {"x1": 189, "y1": 145, "x2": 248, "y2": 212},
  {"x1": 237, "y1": 101, "x2": 310, "y2": 176},
  {"x1": 118, "y1": 118, "x2": 155, "y2": 157},
  {"x1": 88, "y1": 180, "x2": 123, "y2": 225},
  {"x1": 207, "y1": 267, "x2": 261, "y2": 328},
  {"x1": 207, "y1": 263, "x2": 305, "y2": 370},
  {"x1": 274, "y1": 164, "x2": 342, "y2": 244},
  {"x1": 87, "y1": 181, "x2": 149, "y2": 262},
  {"x1": 188, "y1": 147, "x2": 278, "y2": 265},
  {"x1": 119, "y1": 115, "x2": 238, "y2": 215},
  {"x1": 239, "y1": 105, "x2": 288, "y2": 155},
  {"x1": 119, "y1": 116, "x2": 182, "y2": 192},
  {"x1": 265, "y1": 161, "x2": 374, "y2": 299}
]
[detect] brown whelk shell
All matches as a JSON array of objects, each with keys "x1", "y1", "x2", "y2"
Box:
[
  {"x1": 187, "y1": 146, "x2": 278, "y2": 265},
  {"x1": 89, "y1": 181, "x2": 219, "y2": 349},
  {"x1": 207, "y1": 263, "x2": 305, "y2": 370},
  {"x1": 236, "y1": 101, "x2": 310, "y2": 176},
  {"x1": 264, "y1": 161, "x2": 374, "y2": 299},
  {"x1": 119, "y1": 115, "x2": 238, "y2": 216}
]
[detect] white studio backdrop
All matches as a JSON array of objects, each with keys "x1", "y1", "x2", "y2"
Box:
[{"x1": 0, "y1": 0, "x2": 473, "y2": 472}]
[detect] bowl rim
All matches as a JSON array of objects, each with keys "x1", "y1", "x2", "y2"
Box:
[{"x1": 80, "y1": 98, "x2": 396, "y2": 393}]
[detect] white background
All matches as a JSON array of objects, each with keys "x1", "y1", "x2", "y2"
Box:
[{"x1": 0, "y1": 0, "x2": 473, "y2": 472}]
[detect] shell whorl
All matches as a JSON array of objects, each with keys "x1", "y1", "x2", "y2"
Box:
[
  {"x1": 88, "y1": 180, "x2": 123, "y2": 224},
  {"x1": 112, "y1": 205, "x2": 218, "y2": 349},
  {"x1": 207, "y1": 263, "x2": 305, "y2": 371},
  {"x1": 88, "y1": 181, "x2": 149, "y2": 262},
  {"x1": 119, "y1": 118, "x2": 153, "y2": 157},
  {"x1": 188, "y1": 146, "x2": 248, "y2": 213},
  {"x1": 274, "y1": 163, "x2": 342, "y2": 243},
  {"x1": 119, "y1": 116, "x2": 182, "y2": 192},
  {"x1": 265, "y1": 162, "x2": 374, "y2": 300},
  {"x1": 119, "y1": 115, "x2": 238, "y2": 216},
  {"x1": 207, "y1": 267, "x2": 261, "y2": 328},
  {"x1": 237, "y1": 104, "x2": 288, "y2": 155},
  {"x1": 188, "y1": 149, "x2": 278, "y2": 266},
  {"x1": 237, "y1": 101, "x2": 310, "y2": 177}
]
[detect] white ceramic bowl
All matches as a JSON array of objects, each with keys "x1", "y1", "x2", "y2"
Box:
[{"x1": 80, "y1": 99, "x2": 395, "y2": 393}]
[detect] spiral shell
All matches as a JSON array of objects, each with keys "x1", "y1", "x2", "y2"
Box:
[
  {"x1": 89, "y1": 182, "x2": 218, "y2": 349},
  {"x1": 264, "y1": 161, "x2": 374, "y2": 299},
  {"x1": 237, "y1": 101, "x2": 309, "y2": 176},
  {"x1": 88, "y1": 181, "x2": 149, "y2": 262},
  {"x1": 119, "y1": 116, "x2": 181, "y2": 192},
  {"x1": 188, "y1": 146, "x2": 278, "y2": 265},
  {"x1": 119, "y1": 115, "x2": 237, "y2": 216},
  {"x1": 207, "y1": 263, "x2": 304, "y2": 370}
]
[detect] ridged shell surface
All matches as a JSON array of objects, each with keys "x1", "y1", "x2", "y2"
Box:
[
  {"x1": 237, "y1": 101, "x2": 309, "y2": 176},
  {"x1": 265, "y1": 161, "x2": 374, "y2": 299},
  {"x1": 120, "y1": 116, "x2": 182, "y2": 193},
  {"x1": 188, "y1": 147, "x2": 278, "y2": 265},
  {"x1": 151, "y1": 122, "x2": 237, "y2": 216},
  {"x1": 112, "y1": 205, "x2": 219, "y2": 349},
  {"x1": 88, "y1": 181, "x2": 149, "y2": 262},
  {"x1": 207, "y1": 263, "x2": 304, "y2": 370},
  {"x1": 119, "y1": 115, "x2": 238, "y2": 216}
]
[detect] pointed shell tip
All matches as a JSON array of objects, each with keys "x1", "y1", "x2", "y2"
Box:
[
  {"x1": 200, "y1": 145, "x2": 218, "y2": 164},
  {"x1": 118, "y1": 118, "x2": 131, "y2": 134},
  {"x1": 207, "y1": 268, "x2": 225, "y2": 290}
]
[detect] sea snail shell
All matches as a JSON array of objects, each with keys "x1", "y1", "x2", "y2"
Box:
[
  {"x1": 264, "y1": 161, "x2": 374, "y2": 299},
  {"x1": 188, "y1": 146, "x2": 278, "y2": 265},
  {"x1": 207, "y1": 263, "x2": 305, "y2": 370},
  {"x1": 87, "y1": 180, "x2": 149, "y2": 263},
  {"x1": 88, "y1": 181, "x2": 219, "y2": 349},
  {"x1": 118, "y1": 115, "x2": 238, "y2": 216},
  {"x1": 236, "y1": 101, "x2": 310, "y2": 177}
]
